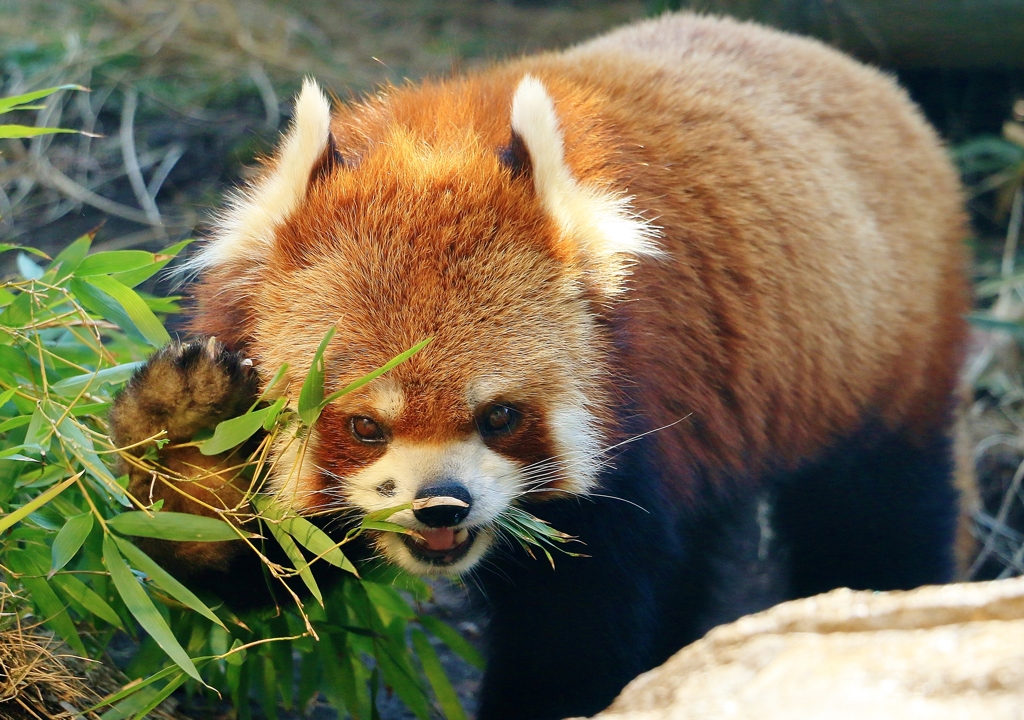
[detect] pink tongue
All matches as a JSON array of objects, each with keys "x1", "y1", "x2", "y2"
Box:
[{"x1": 419, "y1": 528, "x2": 456, "y2": 551}]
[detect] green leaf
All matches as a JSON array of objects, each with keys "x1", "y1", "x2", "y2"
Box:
[
  {"x1": 75, "y1": 250, "x2": 157, "y2": 277},
  {"x1": 261, "y1": 515, "x2": 323, "y2": 606},
  {"x1": 967, "y1": 313, "x2": 1024, "y2": 339},
  {"x1": 0, "y1": 243, "x2": 49, "y2": 258},
  {"x1": 51, "y1": 573, "x2": 124, "y2": 627},
  {"x1": 322, "y1": 338, "x2": 432, "y2": 410},
  {"x1": 0, "y1": 125, "x2": 77, "y2": 138},
  {"x1": 70, "y1": 276, "x2": 170, "y2": 347},
  {"x1": 252, "y1": 494, "x2": 357, "y2": 576},
  {"x1": 109, "y1": 240, "x2": 191, "y2": 288},
  {"x1": 108, "y1": 511, "x2": 240, "y2": 542},
  {"x1": 361, "y1": 520, "x2": 415, "y2": 535},
  {"x1": 0, "y1": 387, "x2": 17, "y2": 407},
  {"x1": 113, "y1": 536, "x2": 226, "y2": 629},
  {"x1": 85, "y1": 664, "x2": 180, "y2": 713},
  {"x1": 16, "y1": 574, "x2": 87, "y2": 655},
  {"x1": 50, "y1": 233, "x2": 93, "y2": 278},
  {"x1": 50, "y1": 511, "x2": 94, "y2": 574},
  {"x1": 224, "y1": 637, "x2": 247, "y2": 666},
  {"x1": 102, "y1": 534, "x2": 203, "y2": 683},
  {"x1": 87, "y1": 275, "x2": 171, "y2": 346},
  {"x1": 51, "y1": 361, "x2": 144, "y2": 396},
  {"x1": 418, "y1": 615, "x2": 485, "y2": 670},
  {"x1": 129, "y1": 672, "x2": 188, "y2": 720},
  {"x1": 199, "y1": 399, "x2": 283, "y2": 456},
  {"x1": 6, "y1": 551, "x2": 86, "y2": 655},
  {"x1": 0, "y1": 473, "x2": 78, "y2": 534},
  {"x1": 297, "y1": 326, "x2": 335, "y2": 426},
  {"x1": 257, "y1": 363, "x2": 290, "y2": 404},
  {"x1": 50, "y1": 408, "x2": 128, "y2": 505},
  {"x1": 411, "y1": 629, "x2": 468, "y2": 720},
  {"x1": 0, "y1": 84, "x2": 84, "y2": 115},
  {"x1": 362, "y1": 503, "x2": 412, "y2": 523}
]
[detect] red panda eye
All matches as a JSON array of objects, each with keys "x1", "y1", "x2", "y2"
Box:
[
  {"x1": 480, "y1": 404, "x2": 521, "y2": 436},
  {"x1": 351, "y1": 416, "x2": 386, "y2": 443}
]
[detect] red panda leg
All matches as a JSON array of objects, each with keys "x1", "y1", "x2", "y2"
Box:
[
  {"x1": 770, "y1": 419, "x2": 961, "y2": 597},
  {"x1": 108, "y1": 338, "x2": 260, "y2": 578}
]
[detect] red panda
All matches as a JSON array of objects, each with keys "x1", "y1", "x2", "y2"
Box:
[{"x1": 110, "y1": 12, "x2": 972, "y2": 720}]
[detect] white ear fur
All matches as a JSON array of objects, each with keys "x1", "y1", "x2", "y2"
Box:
[
  {"x1": 184, "y1": 78, "x2": 333, "y2": 273},
  {"x1": 510, "y1": 75, "x2": 662, "y2": 294}
]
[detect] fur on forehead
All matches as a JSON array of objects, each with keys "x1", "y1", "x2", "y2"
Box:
[{"x1": 183, "y1": 74, "x2": 661, "y2": 297}]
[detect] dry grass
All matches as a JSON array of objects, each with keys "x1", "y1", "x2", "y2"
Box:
[
  {"x1": 0, "y1": 582, "x2": 194, "y2": 720},
  {"x1": 0, "y1": 583, "x2": 99, "y2": 719}
]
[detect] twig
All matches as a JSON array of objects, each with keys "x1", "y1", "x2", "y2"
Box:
[
  {"x1": 31, "y1": 156, "x2": 163, "y2": 226},
  {"x1": 118, "y1": 87, "x2": 163, "y2": 227}
]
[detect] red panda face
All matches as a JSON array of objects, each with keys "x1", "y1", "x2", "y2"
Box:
[
  {"x1": 248, "y1": 180, "x2": 613, "y2": 575},
  {"x1": 186, "y1": 77, "x2": 661, "y2": 575}
]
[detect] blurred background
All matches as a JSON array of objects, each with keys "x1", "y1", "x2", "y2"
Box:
[{"x1": 3, "y1": 1, "x2": 1024, "y2": 717}]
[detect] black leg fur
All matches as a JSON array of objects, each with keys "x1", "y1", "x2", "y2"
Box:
[
  {"x1": 771, "y1": 420, "x2": 961, "y2": 596},
  {"x1": 473, "y1": 436, "x2": 685, "y2": 720}
]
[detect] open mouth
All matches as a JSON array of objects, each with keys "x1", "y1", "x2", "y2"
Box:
[{"x1": 400, "y1": 527, "x2": 478, "y2": 566}]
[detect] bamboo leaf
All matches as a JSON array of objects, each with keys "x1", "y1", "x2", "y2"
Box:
[
  {"x1": 0, "y1": 84, "x2": 85, "y2": 114},
  {"x1": 86, "y1": 665, "x2": 180, "y2": 712},
  {"x1": 50, "y1": 511, "x2": 94, "y2": 574},
  {"x1": 361, "y1": 520, "x2": 415, "y2": 535},
  {"x1": 113, "y1": 535, "x2": 226, "y2": 629},
  {"x1": 51, "y1": 361, "x2": 144, "y2": 396},
  {"x1": 75, "y1": 250, "x2": 157, "y2": 277},
  {"x1": 199, "y1": 399, "x2": 283, "y2": 456},
  {"x1": 6, "y1": 552, "x2": 86, "y2": 655},
  {"x1": 297, "y1": 326, "x2": 335, "y2": 426},
  {"x1": 252, "y1": 494, "x2": 357, "y2": 576},
  {"x1": 967, "y1": 313, "x2": 1024, "y2": 339},
  {"x1": 319, "y1": 338, "x2": 432, "y2": 414},
  {"x1": 108, "y1": 511, "x2": 240, "y2": 542},
  {"x1": 261, "y1": 517, "x2": 323, "y2": 606},
  {"x1": 418, "y1": 615, "x2": 485, "y2": 671},
  {"x1": 103, "y1": 534, "x2": 203, "y2": 683},
  {"x1": 51, "y1": 573, "x2": 123, "y2": 627},
  {"x1": 80, "y1": 275, "x2": 170, "y2": 346},
  {"x1": 50, "y1": 233, "x2": 93, "y2": 278},
  {"x1": 0, "y1": 125, "x2": 77, "y2": 138},
  {"x1": 129, "y1": 672, "x2": 188, "y2": 720},
  {"x1": 0, "y1": 473, "x2": 78, "y2": 534},
  {"x1": 411, "y1": 629, "x2": 468, "y2": 720}
]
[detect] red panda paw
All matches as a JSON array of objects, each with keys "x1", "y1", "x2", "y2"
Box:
[{"x1": 109, "y1": 337, "x2": 260, "y2": 452}]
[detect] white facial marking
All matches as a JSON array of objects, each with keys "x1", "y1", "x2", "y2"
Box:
[
  {"x1": 345, "y1": 438, "x2": 523, "y2": 576},
  {"x1": 268, "y1": 424, "x2": 323, "y2": 510},
  {"x1": 182, "y1": 78, "x2": 333, "y2": 273},
  {"x1": 510, "y1": 75, "x2": 663, "y2": 294},
  {"x1": 369, "y1": 379, "x2": 406, "y2": 423},
  {"x1": 547, "y1": 400, "x2": 602, "y2": 493}
]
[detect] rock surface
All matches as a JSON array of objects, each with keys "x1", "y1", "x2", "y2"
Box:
[{"x1": 577, "y1": 577, "x2": 1024, "y2": 720}]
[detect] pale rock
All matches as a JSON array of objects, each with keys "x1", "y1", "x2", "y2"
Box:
[{"x1": 575, "y1": 577, "x2": 1024, "y2": 720}]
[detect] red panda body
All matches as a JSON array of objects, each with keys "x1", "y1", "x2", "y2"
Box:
[{"x1": 112, "y1": 13, "x2": 971, "y2": 720}]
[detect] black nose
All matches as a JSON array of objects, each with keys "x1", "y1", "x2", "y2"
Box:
[{"x1": 413, "y1": 482, "x2": 473, "y2": 528}]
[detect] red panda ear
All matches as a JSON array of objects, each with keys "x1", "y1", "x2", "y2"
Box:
[
  {"x1": 497, "y1": 130, "x2": 531, "y2": 179},
  {"x1": 309, "y1": 131, "x2": 346, "y2": 186},
  {"x1": 507, "y1": 75, "x2": 662, "y2": 296},
  {"x1": 181, "y1": 78, "x2": 333, "y2": 273}
]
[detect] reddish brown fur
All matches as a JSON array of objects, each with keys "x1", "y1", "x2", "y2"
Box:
[{"x1": 190, "y1": 14, "x2": 969, "y2": 507}]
